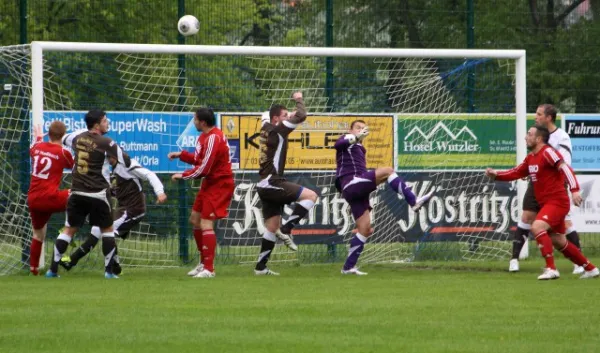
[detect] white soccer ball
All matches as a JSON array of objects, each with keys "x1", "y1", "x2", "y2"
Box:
[{"x1": 178, "y1": 15, "x2": 200, "y2": 36}]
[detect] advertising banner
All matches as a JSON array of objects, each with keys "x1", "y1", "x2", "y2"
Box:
[
  {"x1": 397, "y1": 114, "x2": 541, "y2": 171},
  {"x1": 217, "y1": 172, "x2": 519, "y2": 245},
  {"x1": 564, "y1": 115, "x2": 600, "y2": 171},
  {"x1": 569, "y1": 175, "x2": 600, "y2": 232},
  {"x1": 220, "y1": 114, "x2": 394, "y2": 170},
  {"x1": 42, "y1": 111, "x2": 197, "y2": 172}
]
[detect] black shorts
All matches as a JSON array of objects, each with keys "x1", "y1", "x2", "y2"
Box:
[
  {"x1": 522, "y1": 181, "x2": 540, "y2": 212},
  {"x1": 257, "y1": 177, "x2": 303, "y2": 220},
  {"x1": 113, "y1": 194, "x2": 146, "y2": 238},
  {"x1": 66, "y1": 192, "x2": 113, "y2": 229}
]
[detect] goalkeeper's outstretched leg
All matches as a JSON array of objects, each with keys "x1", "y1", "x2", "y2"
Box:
[{"x1": 335, "y1": 120, "x2": 435, "y2": 275}]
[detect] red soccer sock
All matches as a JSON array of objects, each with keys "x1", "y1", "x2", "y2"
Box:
[
  {"x1": 534, "y1": 230, "x2": 556, "y2": 270},
  {"x1": 29, "y1": 237, "x2": 43, "y2": 270},
  {"x1": 560, "y1": 241, "x2": 596, "y2": 271},
  {"x1": 193, "y1": 228, "x2": 203, "y2": 258},
  {"x1": 201, "y1": 229, "x2": 217, "y2": 272}
]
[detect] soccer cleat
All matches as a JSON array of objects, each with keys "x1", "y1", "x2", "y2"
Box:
[
  {"x1": 44, "y1": 270, "x2": 59, "y2": 278},
  {"x1": 254, "y1": 268, "x2": 280, "y2": 276},
  {"x1": 186, "y1": 262, "x2": 204, "y2": 276},
  {"x1": 30, "y1": 267, "x2": 39, "y2": 276},
  {"x1": 104, "y1": 272, "x2": 120, "y2": 279},
  {"x1": 537, "y1": 268, "x2": 560, "y2": 280},
  {"x1": 573, "y1": 265, "x2": 585, "y2": 275},
  {"x1": 341, "y1": 267, "x2": 368, "y2": 276},
  {"x1": 193, "y1": 269, "x2": 215, "y2": 278},
  {"x1": 579, "y1": 267, "x2": 600, "y2": 279},
  {"x1": 412, "y1": 190, "x2": 435, "y2": 212},
  {"x1": 59, "y1": 255, "x2": 74, "y2": 271},
  {"x1": 275, "y1": 229, "x2": 298, "y2": 251},
  {"x1": 509, "y1": 259, "x2": 520, "y2": 272}
]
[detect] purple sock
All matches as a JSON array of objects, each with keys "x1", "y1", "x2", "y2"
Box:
[
  {"x1": 343, "y1": 235, "x2": 365, "y2": 270},
  {"x1": 388, "y1": 173, "x2": 416, "y2": 206}
]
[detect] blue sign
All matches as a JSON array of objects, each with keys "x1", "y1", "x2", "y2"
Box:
[
  {"x1": 42, "y1": 111, "x2": 200, "y2": 173},
  {"x1": 564, "y1": 115, "x2": 600, "y2": 171}
]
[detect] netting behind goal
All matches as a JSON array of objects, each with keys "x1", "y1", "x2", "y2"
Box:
[{"x1": 0, "y1": 43, "x2": 523, "y2": 274}]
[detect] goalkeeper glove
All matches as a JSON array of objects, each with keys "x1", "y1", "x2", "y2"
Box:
[
  {"x1": 343, "y1": 134, "x2": 357, "y2": 144},
  {"x1": 356, "y1": 126, "x2": 369, "y2": 142}
]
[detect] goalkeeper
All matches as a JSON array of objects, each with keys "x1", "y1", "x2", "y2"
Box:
[
  {"x1": 335, "y1": 120, "x2": 434, "y2": 275},
  {"x1": 60, "y1": 157, "x2": 167, "y2": 274}
]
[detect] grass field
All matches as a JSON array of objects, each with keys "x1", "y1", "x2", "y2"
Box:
[{"x1": 1, "y1": 258, "x2": 599, "y2": 353}]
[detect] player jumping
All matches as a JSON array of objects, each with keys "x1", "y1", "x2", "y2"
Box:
[
  {"x1": 335, "y1": 120, "x2": 434, "y2": 275},
  {"x1": 253, "y1": 91, "x2": 318, "y2": 276}
]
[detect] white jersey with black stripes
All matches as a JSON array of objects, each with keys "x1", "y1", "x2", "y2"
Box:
[{"x1": 548, "y1": 127, "x2": 572, "y2": 166}]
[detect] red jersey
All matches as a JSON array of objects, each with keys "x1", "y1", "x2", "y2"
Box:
[
  {"x1": 180, "y1": 127, "x2": 233, "y2": 181},
  {"x1": 28, "y1": 138, "x2": 74, "y2": 196},
  {"x1": 496, "y1": 145, "x2": 579, "y2": 206}
]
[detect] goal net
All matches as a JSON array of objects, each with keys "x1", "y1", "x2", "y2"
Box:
[{"x1": 0, "y1": 42, "x2": 526, "y2": 274}]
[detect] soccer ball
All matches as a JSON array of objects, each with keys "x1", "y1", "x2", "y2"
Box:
[{"x1": 178, "y1": 15, "x2": 199, "y2": 36}]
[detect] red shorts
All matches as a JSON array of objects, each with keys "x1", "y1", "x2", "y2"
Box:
[
  {"x1": 536, "y1": 203, "x2": 569, "y2": 234},
  {"x1": 27, "y1": 189, "x2": 69, "y2": 229},
  {"x1": 192, "y1": 177, "x2": 235, "y2": 220}
]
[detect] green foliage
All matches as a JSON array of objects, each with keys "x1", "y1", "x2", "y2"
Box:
[{"x1": 2, "y1": 0, "x2": 600, "y2": 112}]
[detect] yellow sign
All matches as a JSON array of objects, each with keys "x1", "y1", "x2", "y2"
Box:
[
  {"x1": 221, "y1": 115, "x2": 240, "y2": 139},
  {"x1": 221, "y1": 114, "x2": 394, "y2": 170}
]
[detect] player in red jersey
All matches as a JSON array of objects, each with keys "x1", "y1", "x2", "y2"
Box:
[
  {"x1": 169, "y1": 108, "x2": 234, "y2": 278},
  {"x1": 27, "y1": 121, "x2": 74, "y2": 275},
  {"x1": 485, "y1": 125, "x2": 599, "y2": 280}
]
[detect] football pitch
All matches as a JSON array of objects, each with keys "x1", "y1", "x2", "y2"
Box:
[{"x1": 1, "y1": 258, "x2": 599, "y2": 353}]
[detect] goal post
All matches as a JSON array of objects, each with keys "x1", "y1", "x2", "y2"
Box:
[{"x1": 0, "y1": 41, "x2": 527, "y2": 275}]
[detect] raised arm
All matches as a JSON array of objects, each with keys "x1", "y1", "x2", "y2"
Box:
[
  {"x1": 287, "y1": 91, "x2": 307, "y2": 125},
  {"x1": 334, "y1": 134, "x2": 357, "y2": 150}
]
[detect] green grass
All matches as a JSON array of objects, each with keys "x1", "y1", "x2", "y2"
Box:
[{"x1": 1, "y1": 258, "x2": 599, "y2": 353}]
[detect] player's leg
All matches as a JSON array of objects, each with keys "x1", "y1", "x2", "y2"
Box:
[
  {"x1": 60, "y1": 226, "x2": 101, "y2": 271},
  {"x1": 278, "y1": 184, "x2": 318, "y2": 239},
  {"x1": 47, "y1": 193, "x2": 84, "y2": 277},
  {"x1": 547, "y1": 210, "x2": 599, "y2": 279},
  {"x1": 530, "y1": 216, "x2": 558, "y2": 280},
  {"x1": 342, "y1": 208, "x2": 371, "y2": 276},
  {"x1": 88, "y1": 193, "x2": 119, "y2": 278},
  {"x1": 192, "y1": 218, "x2": 216, "y2": 278},
  {"x1": 255, "y1": 213, "x2": 281, "y2": 276},
  {"x1": 193, "y1": 179, "x2": 234, "y2": 278},
  {"x1": 383, "y1": 167, "x2": 434, "y2": 211},
  {"x1": 187, "y1": 210, "x2": 205, "y2": 276},
  {"x1": 564, "y1": 217, "x2": 584, "y2": 274},
  {"x1": 509, "y1": 182, "x2": 538, "y2": 272},
  {"x1": 28, "y1": 212, "x2": 51, "y2": 275},
  {"x1": 29, "y1": 190, "x2": 68, "y2": 275}
]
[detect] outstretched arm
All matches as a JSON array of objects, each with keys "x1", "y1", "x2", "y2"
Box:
[{"x1": 486, "y1": 161, "x2": 529, "y2": 182}]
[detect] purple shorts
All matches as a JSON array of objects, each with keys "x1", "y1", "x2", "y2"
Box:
[{"x1": 339, "y1": 170, "x2": 377, "y2": 220}]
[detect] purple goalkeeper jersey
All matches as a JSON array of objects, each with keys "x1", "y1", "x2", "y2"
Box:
[{"x1": 335, "y1": 135, "x2": 367, "y2": 189}]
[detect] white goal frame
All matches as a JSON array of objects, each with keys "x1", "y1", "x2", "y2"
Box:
[{"x1": 30, "y1": 40, "x2": 528, "y2": 196}]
